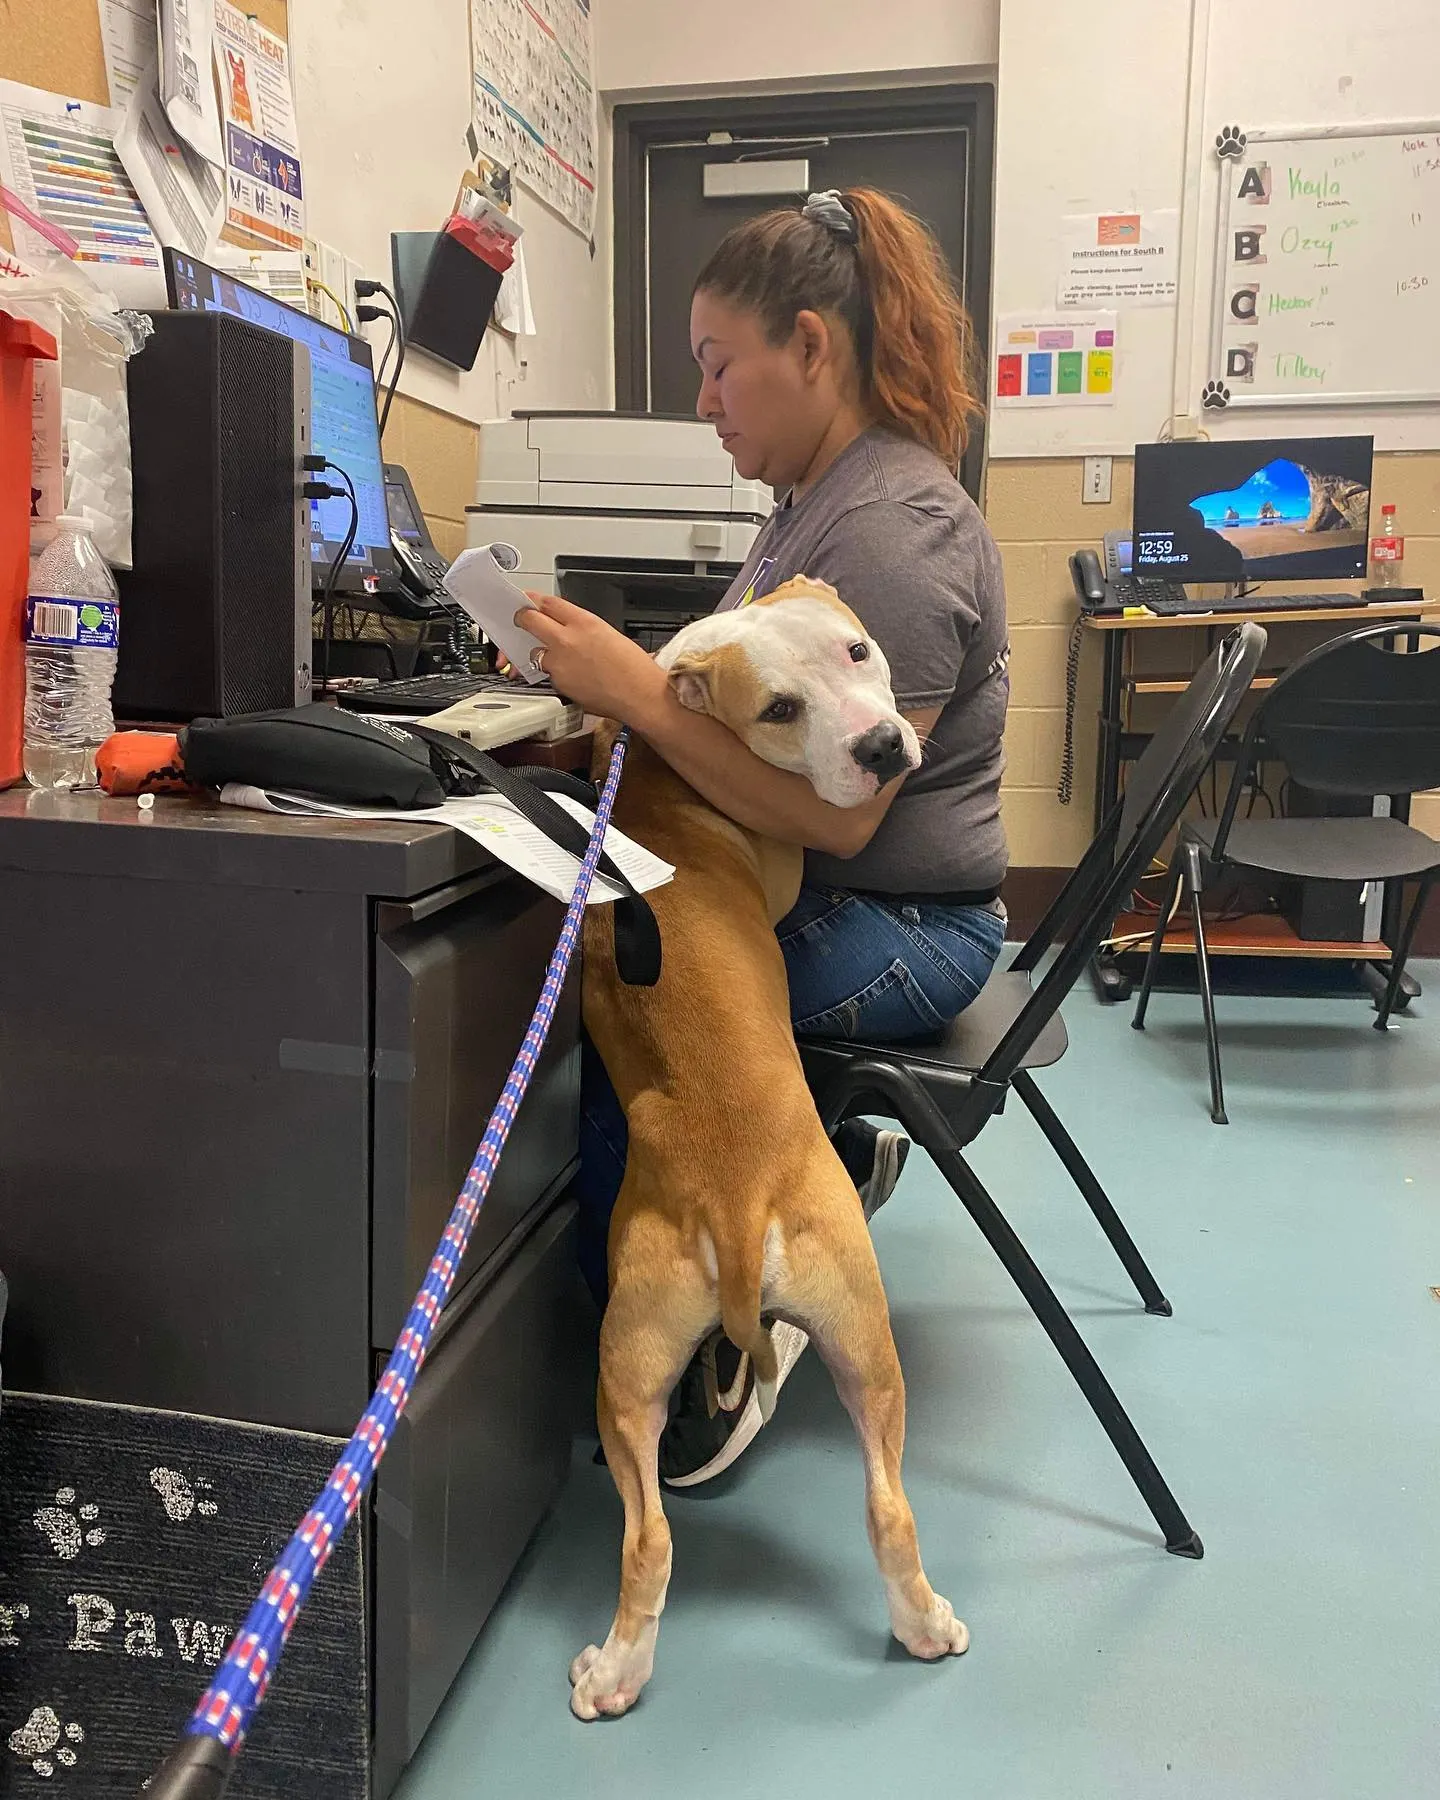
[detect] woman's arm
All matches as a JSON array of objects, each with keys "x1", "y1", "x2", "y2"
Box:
[{"x1": 519, "y1": 593, "x2": 935, "y2": 857}]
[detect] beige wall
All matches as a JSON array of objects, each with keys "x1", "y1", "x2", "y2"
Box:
[
  {"x1": 381, "y1": 396, "x2": 479, "y2": 566},
  {"x1": 989, "y1": 452, "x2": 1440, "y2": 867},
  {"x1": 594, "y1": 0, "x2": 997, "y2": 97}
]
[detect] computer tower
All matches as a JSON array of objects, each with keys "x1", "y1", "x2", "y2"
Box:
[{"x1": 116, "y1": 312, "x2": 311, "y2": 720}]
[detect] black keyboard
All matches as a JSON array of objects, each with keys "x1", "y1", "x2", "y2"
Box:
[
  {"x1": 1143, "y1": 590, "x2": 1366, "y2": 617},
  {"x1": 335, "y1": 670, "x2": 557, "y2": 714}
]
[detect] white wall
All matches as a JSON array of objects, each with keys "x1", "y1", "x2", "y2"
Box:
[
  {"x1": 595, "y1": 0, "x2": 998, "y2": 98},
  {"x1": 289, "y1": 0, "x2": 611, "y2": 426},
  {"x1": 990, "y1": 0, "x2": 1440, "y2": 457}
]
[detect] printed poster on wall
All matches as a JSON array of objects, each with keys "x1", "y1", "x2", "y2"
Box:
[
  {"x1": 213, "y1": 0, "x2": 304, "y2": 252},
  {"x1": 993, "y1": 313, "x2": 1118, "y2": 407},
  {"x1": 1057, "y1": 209, "x2": 1178, "y2": 308},
  {"x1": 470, "y1": 0, "x2": 597, "y2": 236}
]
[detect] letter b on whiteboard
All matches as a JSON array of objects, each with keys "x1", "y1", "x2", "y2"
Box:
[{"x1": 1233, "y1": 227, "x2": 1266, "y2": 265}]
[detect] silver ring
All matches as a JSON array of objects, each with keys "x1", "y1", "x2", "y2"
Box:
[{"x1": 530, "y1": 646, "x2": 547, "y2": 672}]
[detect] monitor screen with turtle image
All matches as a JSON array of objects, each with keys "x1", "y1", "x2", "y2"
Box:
[{"x1": 1132, "y1": 435, "x2": 1373, "y2": 584}]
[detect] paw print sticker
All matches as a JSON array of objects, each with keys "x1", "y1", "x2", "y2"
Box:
[
  {"x1": 149, "y1": 1467, "x2": 219, "y2": 1524},
  {"x1": 1201, "y1": 379, "x2": 1231, "y2": 411},
  {"x1": 1215, "y1": 124, "x2": 1247, "y2": 160},
  {"x1": 7, "y1": 1707, "x2": 84, "y2": 1778},
  {"x1": 33, "y1": 1490, "x2": 106, "y2": 1562}
]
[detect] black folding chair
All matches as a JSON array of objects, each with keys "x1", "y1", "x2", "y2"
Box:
[
  {"x1": 800, "y1": 623, "x2": 1267, "y2": 1559},
  {"x1": 1133, "y1": 624, "x2": 1440, "y2": 1124}
]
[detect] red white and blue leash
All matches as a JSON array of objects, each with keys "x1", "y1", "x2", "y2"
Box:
[{"x1": 144, "y1": 731, "x2": 631, "y2": 1799}]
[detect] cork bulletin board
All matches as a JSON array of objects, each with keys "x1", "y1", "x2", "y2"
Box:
[{"x1": 0, "y1": 0, "x2": 290, "y2": 252}]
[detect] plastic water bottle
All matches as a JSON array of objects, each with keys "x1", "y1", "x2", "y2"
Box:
[
  {"x1": 1369, "y1": 503, "x2": 1405, "y2": 589},
  {"x1": 23, "y1": 516, "x2": 121, "y2": 790}
]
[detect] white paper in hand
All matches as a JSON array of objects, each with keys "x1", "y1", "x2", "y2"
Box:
[{"x1": 445, "y1": 547, "x2": 547, "y2": 684}]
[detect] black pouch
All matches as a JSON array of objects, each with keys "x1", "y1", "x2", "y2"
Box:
[
  {"x1": 181, "y1": 706, "x2": 448, "y2": 808},
  {"x1": 179, "y1": 705, "x2": 661, "y2": 985}
]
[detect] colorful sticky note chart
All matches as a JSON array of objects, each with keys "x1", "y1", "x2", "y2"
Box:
[{"x1": 992, "y1": 312, "x2": 1116, "y2": 407}]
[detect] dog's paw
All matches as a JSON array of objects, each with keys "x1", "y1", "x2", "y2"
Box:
[
  {"x1": 893, "y1": 1591, "x2": 970, "y2": 1661},
  {"x1": 1201, "y1": 378, "x2": 1231, "y2": 411},
  {"x1": 1214, "y1": 123, "x2": 1247, "y2": 160},
  {"x1": 568, "y1": 1641, "x2": 650, "y2": 1720}
]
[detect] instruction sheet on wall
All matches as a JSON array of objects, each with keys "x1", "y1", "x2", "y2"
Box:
[
  {"x1": 993, "y1": 313, "x2": 1118, "y2": 407},
  {"x1": 0, "y1": 79, "x2": 166, "y2": 306},
  {"x1": 213, "y1": 0, "x2": 304, "y2": 251},
  {"x1": 1057, "y1": 209, "x2": 1178, "y2": 308},
  {"x1": 469, "y1": 0, "x2": 597, "y2": 236}
]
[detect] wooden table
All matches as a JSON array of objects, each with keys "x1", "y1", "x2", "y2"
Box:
[{"x1": 1084, "y1": 599, "x2": 1439, "y2": 998}]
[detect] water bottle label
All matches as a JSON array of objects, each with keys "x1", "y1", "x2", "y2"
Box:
[
  {"x1": 26, "y1": 596, "x2": 119, "y2": 649},
  {"x1": 1371, "y1": 536, "x2": 1405, "y2": 563}
]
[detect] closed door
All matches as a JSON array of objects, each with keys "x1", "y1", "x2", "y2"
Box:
[{"x1": 645, "y1": 126, "x2": 971, "y2": 420}]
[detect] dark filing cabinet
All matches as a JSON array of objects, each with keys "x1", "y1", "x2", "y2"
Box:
[{"x1": 0, "y1": 790, "x2": 589, "y2": 1794}]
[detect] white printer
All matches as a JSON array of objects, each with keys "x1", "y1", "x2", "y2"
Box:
[{"x1": 466, "y1": 412, "x2": 772, "y2": 650}]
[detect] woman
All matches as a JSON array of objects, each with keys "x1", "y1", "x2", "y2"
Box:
[{"x1": 522, "y1": 187, "x2": 1010, "y2": 1485}]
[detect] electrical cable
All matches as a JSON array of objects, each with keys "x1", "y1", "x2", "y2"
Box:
[
  {"x1": 307, "y1": 279, "x2": 353, "y2": 332},
  {"x1": 1057, "y1": 612, "x2": 1086, "y2": 805},
  {"x1": 357, "y1": 280, "x2": 406, "y2": 439},
  {"x1": 306, "y1": 462, "x2": 359, "y2": 691}
]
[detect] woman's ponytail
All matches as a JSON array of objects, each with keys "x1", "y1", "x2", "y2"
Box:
[
  {"x1": 842, "y1": 188, "x2": 984, "y2": 468},
  {"x1": 694, "y1": 185, "x2": 983, "y2": 471}
]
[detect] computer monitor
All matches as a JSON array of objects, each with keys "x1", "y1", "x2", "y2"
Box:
[
  {"x1": 164, "y1": 249, "x2": 393, "y2": 592},
  {"x1": 1133, "y1": 435, "x2": 1374, "y2": 585}
]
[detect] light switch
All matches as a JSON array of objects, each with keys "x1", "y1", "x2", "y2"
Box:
[{"x1": 1083, "y1": 456, "x2": 1113, "y2": 504}]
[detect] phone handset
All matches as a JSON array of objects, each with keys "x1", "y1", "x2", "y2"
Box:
[{"x1": 1069, "y1": 547, "x2": 1115, "y2": 614}]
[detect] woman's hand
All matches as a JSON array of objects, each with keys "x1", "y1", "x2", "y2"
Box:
[{"x1": 518, "y1": 593, "x2": 669, "y2": 724}]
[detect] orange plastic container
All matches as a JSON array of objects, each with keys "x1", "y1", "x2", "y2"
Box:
[{"x1": 1, "y1": 308, "x2": 59, "y2": 788}]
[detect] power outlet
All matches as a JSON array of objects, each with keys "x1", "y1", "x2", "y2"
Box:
[
  {"x1": 1172, "y1": 414, "x2": 1201, "y2": 441},
  {"x1": 1083, "y1": 455, "x2": 1113, "y2": 505}
]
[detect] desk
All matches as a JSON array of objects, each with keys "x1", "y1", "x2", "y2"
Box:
[
  {"x1": 1085, "y1": 599, "x2": 1439, "y2": 1000},
  {"x1": 0, "y1": 791, "x2": 587, "y2": 1795}
]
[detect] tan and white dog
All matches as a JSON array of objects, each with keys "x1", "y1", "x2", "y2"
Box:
[{"x1": 573, "y1": 577, "x2": 968, "y2": 1721}]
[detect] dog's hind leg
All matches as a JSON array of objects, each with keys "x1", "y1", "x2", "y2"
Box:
[
  {"x1": 570, "y1": 1214, "x2": 714, "y2": 1720},
  {"x1": 785, "y1": 1205, "x2": 969, "y2": 1662}
]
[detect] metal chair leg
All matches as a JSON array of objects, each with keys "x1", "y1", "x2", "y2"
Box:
[
  {"x1": 1131, "y1": 853, "x2": 1184, "y2": 1032},
  {"x1": 1376, "y1": 873, "x2": 1435, "y2": 1031},
  {"x1": 1182, "y1": 841, "x2": 1227, "y2": 1125},
  {"x1": 1013, "y1": 1069, "x2": 1172, "y2": 1316},
  {"x1": 925, "y1": 1129, "x2": 1202, "y2": 1558},
  {"x1": 804, "y1": 1056, "x2": 1203, "y2": 1556}
]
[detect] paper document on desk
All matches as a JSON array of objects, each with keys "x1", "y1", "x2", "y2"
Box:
[{"x1": 219, "y1": 787, "x2": 674, "y2": 907}]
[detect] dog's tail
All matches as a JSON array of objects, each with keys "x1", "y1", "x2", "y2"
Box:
[{"x1": 717, "y1": 1231, "x2": 780, "y2": 1423}]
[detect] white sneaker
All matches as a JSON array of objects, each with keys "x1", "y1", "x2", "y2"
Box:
[{"x1": 660, "y1": 1321, "x2": 810, "y2": 1489}]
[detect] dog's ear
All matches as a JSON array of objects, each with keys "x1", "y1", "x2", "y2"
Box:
[{"x1": 666, "y1": 649, "x2": 719, "y2": 716}]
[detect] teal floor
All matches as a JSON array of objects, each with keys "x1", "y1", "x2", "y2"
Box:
[{"x1": 396, "y1": 966, "x2": 1440, "y2": 1800}]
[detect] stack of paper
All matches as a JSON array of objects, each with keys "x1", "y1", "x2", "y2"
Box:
[{"x1": 219, "y1": 788, "x2": 675, "y2": 909}]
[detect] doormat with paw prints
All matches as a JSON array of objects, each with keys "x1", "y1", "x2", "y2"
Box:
[{"x1": 0, "y1": 1392, "x2": 367, "y2": 1797}]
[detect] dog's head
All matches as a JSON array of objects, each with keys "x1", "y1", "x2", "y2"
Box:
[{"x1": 655, "y1": 577, "x2": 922, "y2": 807}]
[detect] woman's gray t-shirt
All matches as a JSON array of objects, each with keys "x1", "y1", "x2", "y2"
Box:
[{"x1": 719, "y1": 428, "x2": 1009, "y2": 895}]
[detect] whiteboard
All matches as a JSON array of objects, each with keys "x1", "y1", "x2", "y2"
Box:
[{"x1": 1210, "y1": 122, "x2": 1440, "y2": 409}]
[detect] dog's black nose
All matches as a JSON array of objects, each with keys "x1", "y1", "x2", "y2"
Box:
[{"x1": 850, "y1": 722, "x2": 910, "y2": 783}]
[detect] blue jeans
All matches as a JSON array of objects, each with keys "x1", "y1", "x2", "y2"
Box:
[{"x1": 574, "y1": 886, "x2": 1005, "y2": 1306}]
